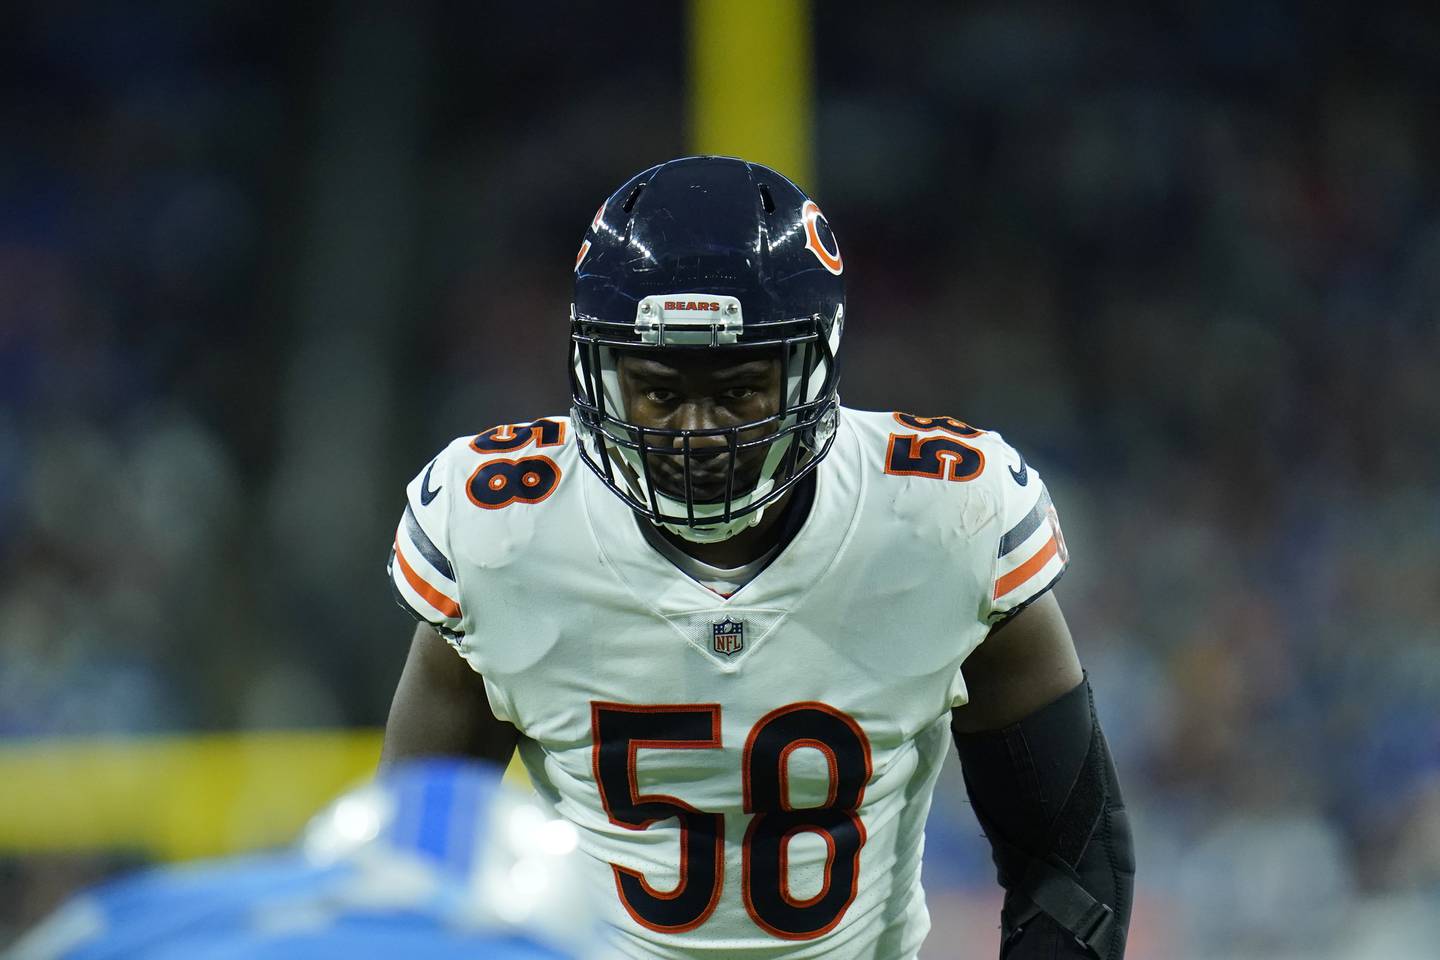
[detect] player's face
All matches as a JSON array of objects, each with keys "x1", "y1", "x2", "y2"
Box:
[{"x1": 617, "y1": 349, "x2": 784, "y2": 503}]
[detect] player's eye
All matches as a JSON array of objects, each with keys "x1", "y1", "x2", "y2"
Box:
[
  {"x1": 723, "y1": 387, "x2": 758, "y2": 402},
  {"x1": 645, "y1": 389, "x2": 678, "y2": 404}
]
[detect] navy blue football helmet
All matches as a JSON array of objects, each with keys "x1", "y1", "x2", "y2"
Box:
[{"x1": 570, "y1": 156, "x2": 845, "y2": 542}]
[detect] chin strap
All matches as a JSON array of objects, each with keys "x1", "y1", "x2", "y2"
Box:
[{"x1": 657, "y1": 507, "x2": 766, "y2": 544}]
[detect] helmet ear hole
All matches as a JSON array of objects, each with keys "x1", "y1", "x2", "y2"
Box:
[
  {"x1": 622, "y1": 182, "x2": 647, "y2": 213},
  {"x1": 757, "y1": 182, "x2": 775, "y2": 214}
]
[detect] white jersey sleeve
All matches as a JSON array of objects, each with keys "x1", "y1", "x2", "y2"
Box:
[
  {"x1": 982, "y1": 434, "x2": 1069, "y2": 623},
  {"x1": 386, "y1": 440, "x2": 468, "y2": 640}
]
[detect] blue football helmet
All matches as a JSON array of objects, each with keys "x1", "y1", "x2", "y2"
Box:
[
  {"x1": 570, "y1": 156, "x2": 845, "y2": 542},
  {"x1": 10, "y1": 761, "x2": 601, "y2": 960}
]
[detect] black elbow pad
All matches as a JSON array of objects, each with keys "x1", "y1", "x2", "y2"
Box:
[{"x1": 954, "y1": 678, "x2": 1135, "y2": 959}]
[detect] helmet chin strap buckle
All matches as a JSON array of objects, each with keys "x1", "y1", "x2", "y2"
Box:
[
  {"x1": 659, "y1": 507, "x2": 766, "y2": 544},
  {"x1": 648, "y1": 473, "x2": 779, "y2": 544}
]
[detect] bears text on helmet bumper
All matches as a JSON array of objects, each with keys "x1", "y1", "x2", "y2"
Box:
[{"x1": 635, "y1": 294, "x2": 743, "y2": 346}]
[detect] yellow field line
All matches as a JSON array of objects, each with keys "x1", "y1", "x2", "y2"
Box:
[
  {"x1": 0, "y1": 731, "x2": 532, "y2": 860},
  {"x1": 0, "y1": 731, "x2": 384, "y2": 860}
]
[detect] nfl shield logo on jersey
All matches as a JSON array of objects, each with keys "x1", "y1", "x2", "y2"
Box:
[{"x1": 712, "y1": 618, "x2": 744, "y2": 657}]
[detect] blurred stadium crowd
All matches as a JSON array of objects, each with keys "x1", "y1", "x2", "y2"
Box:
[{"x1": 2, "y1": 2, "x2": 1437, "y2": 958}]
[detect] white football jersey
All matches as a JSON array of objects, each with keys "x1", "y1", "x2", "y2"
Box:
[{"x1": 388, "y1": 408, "x2": 1068, "y2": 960}]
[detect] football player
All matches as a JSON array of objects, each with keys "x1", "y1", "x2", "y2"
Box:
[
  {"x1": 6, "y1": 760, "x2": 603, "y2": 959},
  {"x1": 382, "y1": 156, "x2": 1134, "y2": 959}
]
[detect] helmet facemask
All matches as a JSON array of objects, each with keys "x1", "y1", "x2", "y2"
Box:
[{"x1": 570, "y1": 301, "x2": 842, "y2": 543}]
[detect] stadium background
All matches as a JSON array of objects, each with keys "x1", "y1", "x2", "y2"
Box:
[{"x1": 2, "y1": 1, "x2": 1439, "y2": 957}]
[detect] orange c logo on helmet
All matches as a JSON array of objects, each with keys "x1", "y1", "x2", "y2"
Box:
[{"x1": 801, "y1": 200, "x2": 843, "y2": 276}]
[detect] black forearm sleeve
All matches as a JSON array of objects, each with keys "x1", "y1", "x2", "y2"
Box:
[{"x1": 953, "y1": 677, "x2": 1135, "y2": 959}]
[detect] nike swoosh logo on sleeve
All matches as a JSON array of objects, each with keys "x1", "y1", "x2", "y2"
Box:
[
  {"x1": 1008, "y1": 452, "x2": 1029, "y2": 486},
  {"x1": 419, "y1": 460, "x2": 443, "y2": 505}
]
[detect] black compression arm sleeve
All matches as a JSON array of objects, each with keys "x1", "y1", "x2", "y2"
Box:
[{"x1": 953, "y1": 677, "x2": 1135, "y2": 959}]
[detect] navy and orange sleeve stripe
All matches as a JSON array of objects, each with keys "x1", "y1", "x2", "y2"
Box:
[
  {"x1": 990, "y1": 483, "x2": 1068, "y2": 620},
  {"x1": 402, "y1": 505, "x2": 454, "y2": 581},
  {"x1": 389, "y1": 502, "x2": 463, "y2": 633},
  {"x1": 391, "y1": 540, "x2": 460, "y2": 619}
]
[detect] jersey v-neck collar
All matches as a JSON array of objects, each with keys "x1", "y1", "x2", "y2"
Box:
[
  {"x1": 634, "y1": 518, "x2": 784, "y2": 598},
  {"x1": 580, "y1": 414, "x2": 866, "y2": 616}
]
